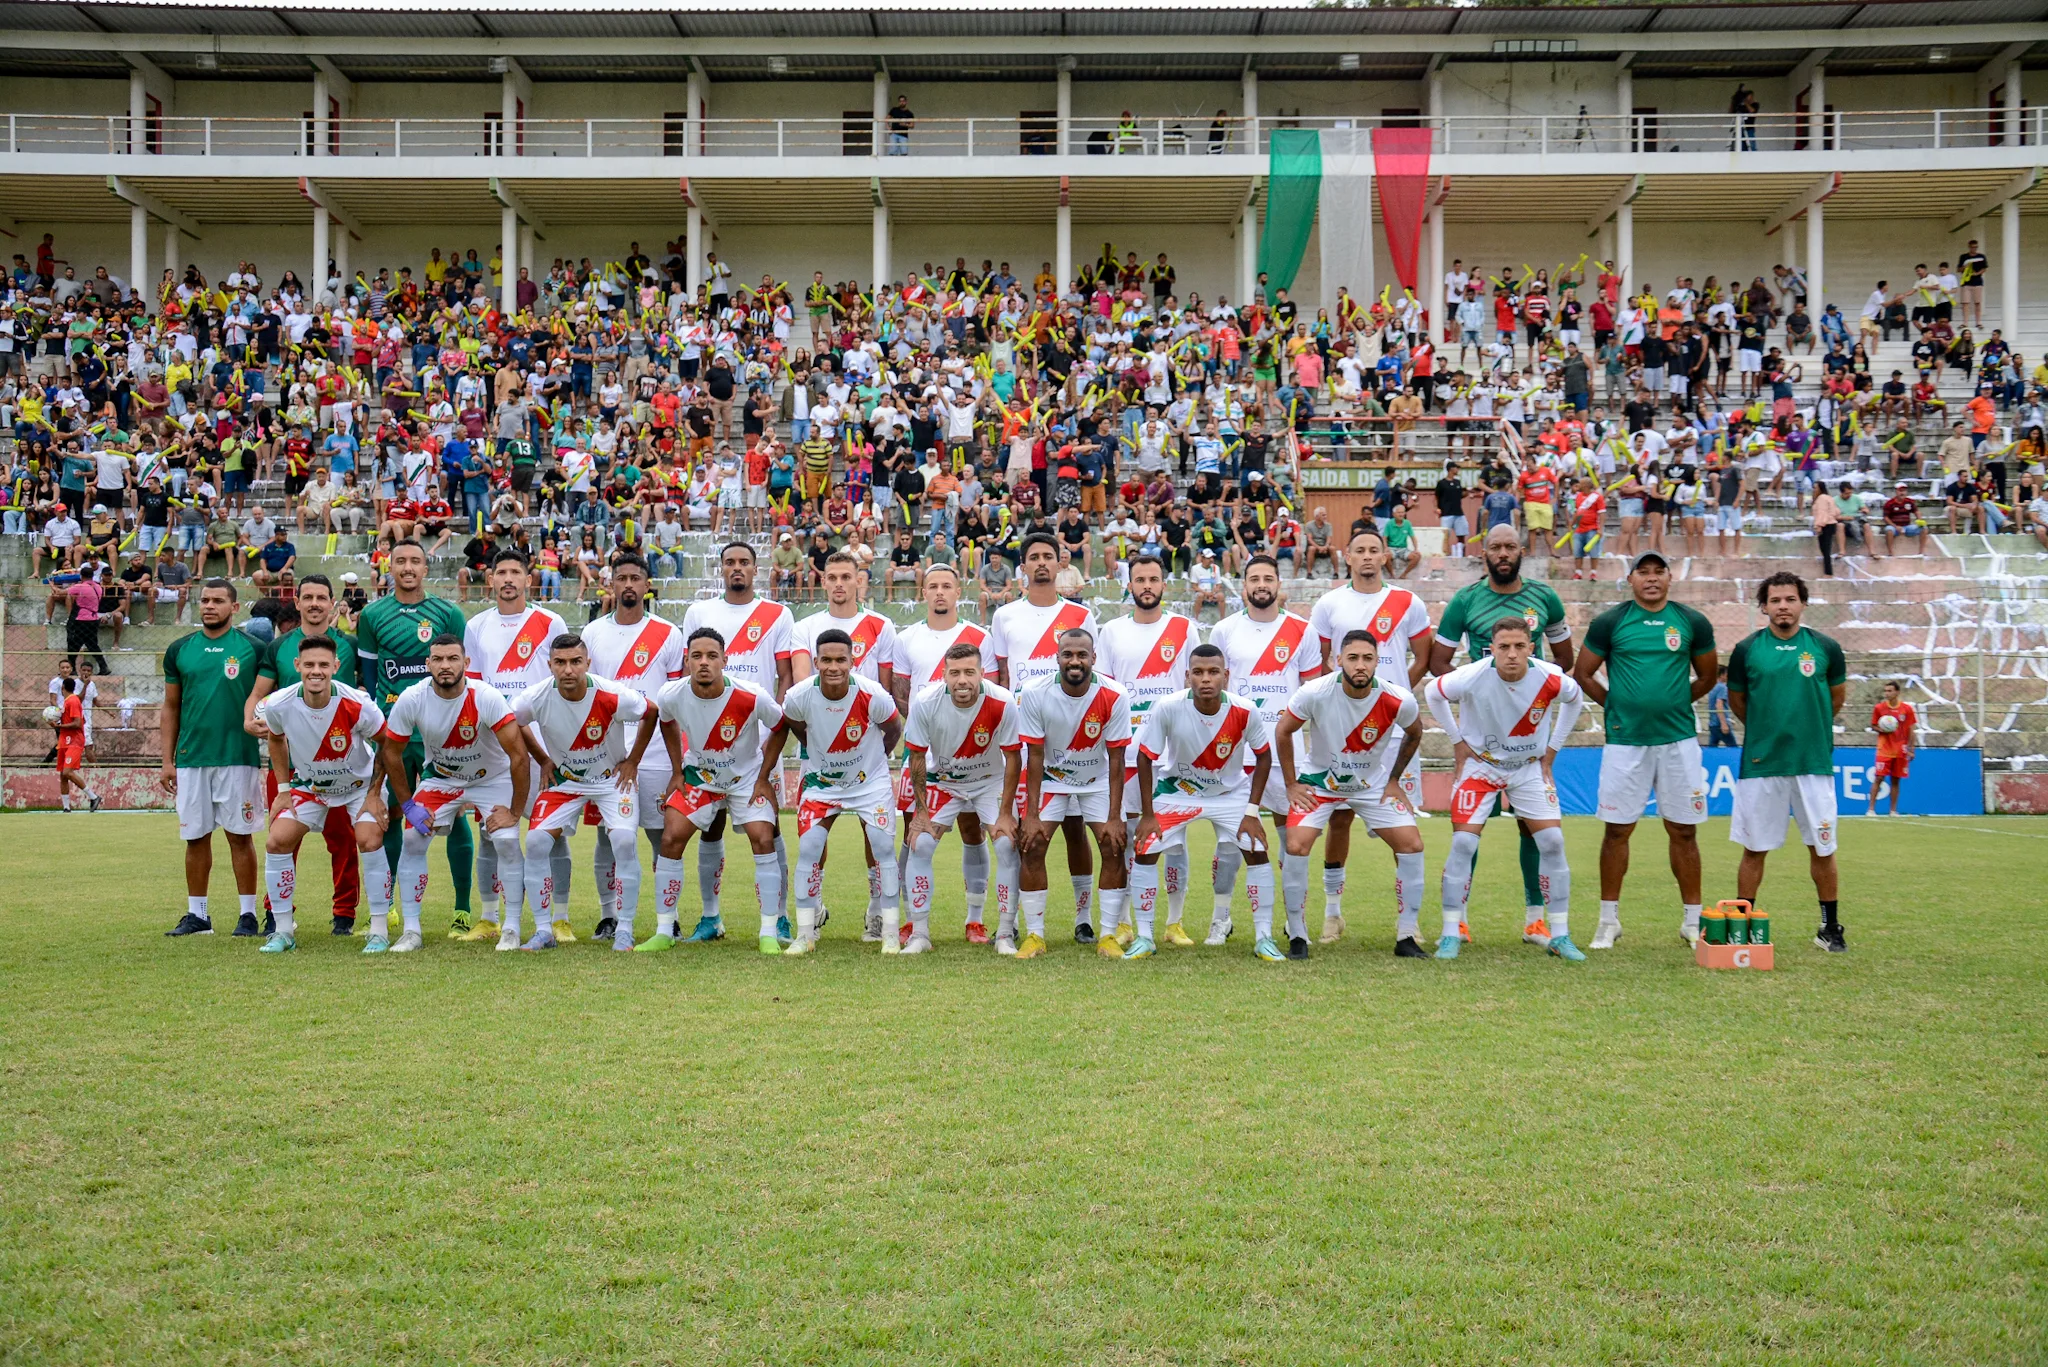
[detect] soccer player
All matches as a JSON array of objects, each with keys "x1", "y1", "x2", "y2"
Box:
[
  {"x1": 1726, "y1": 572, "x2": 1850, "y2": 952},
  {"x1": 582, "y1": 554, "x2": 687, "y2": 939},
  {"x1": 895, "y1": 564, "x2": 999, "y2": 942},
  {"x1": 245, "y1": 573, "x2": 362, "y2": 934},
  {"x1": 1097, "y1": 554, "x2": 1198, "y2": 950},
  {"x1": 903, "y1": 643, "x2": 1022, "y2": 955},
  {"x1": 1129, "y1": 645, "x2": 1275, "y2": 960},
  {"x1": 52, "y1": 677, "x2": 96, "y2": 812},
  {"x1": 1574, "y1": 551, "x2": 1719, "y2": 947},
  {"x1": 377, "y1": 634, "x2": 531, "y2": 953},
  {"x1": 160, "y1": 578, "x2": 266, "y2": 938},
  {"x1": 1209, "y1": 553, "x2": 1321, "y2": 945},
  {"x1": 1428, "y1": 523, "x2": 1576, "y2": 948},
  {"x1": 356, "y1": 541, "x2": 475, "y2": 936},
  {"x1": 1275, "y1": 631, "x2": 1425, "y2": 958},
  {"x1": 1305, "y1": 526, "x2": 1432, "y2": 943},
  {"x1": 462, "y1": 548, "x2": 570, "y2": 939},
  {"x1": 514, "y1": 633, "x2": 660, "y2": 950},
  {"x1": 251, "y1": 636, "x2": 392, "y2": 954},
  {"x1": 1016, "y1": 628, "x2": 1129, "y2": 958},
  {"x1": 994, "y1": 532, "x2": 1102, "y2": 939},
  {"x1": 646, "y1": 626, "x2": 784, "y2": 952},
  {"x1": 1425, "y1": 617, "x2": 1587, "y2": 960},
  {"x1": 754, "y1": 629, "x2": 903, "y2": 955},
  {"x1": 681, "y1": 541, "x2": 797, "y2": 939},
  {"x1": 1867, "y1": 680, "x2": 1916, "y2": 817}
]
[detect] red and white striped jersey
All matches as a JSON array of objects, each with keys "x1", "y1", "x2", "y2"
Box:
[
  {"x1": 513, "y1": 675, "x2": 651, "y2": 784},
  {"x1": 990, "y1": 596, "x2": 1099, "y2": 694},
  {"x1": 1136, "y1": 689, "x2": 1272, "y2": 800},
  {"x1": 1423, "y1": 658, "x2": 1584, "y2": 767},
  {"x1": 779, "y1": 672, "x2": 898, "y2": 798},
  {"x1": 1308, "y1": 583, "x2": 1431, "y2": 683},
  {"x1": 898, "y1": 619, "x2": 997, "y2": 688},
  {"x1": 653, "y1": 676, "x2": 782, "y2": 793},
  {"x1": 793, "y1": 606, "x2": 899, "y2": 684},
  {"x1": 680, "y1": 596, "x2": 795, "y2": 698},
  {"x1": 255, "y1": 680, "x2": 385, "y2": 797},
  {"x1": 1097, "y1": 612, "x2": 1198, "y2": 723},
  {"x1": 1212, "y1": 609, "x2": 1322, "y2": 769},
  {"x1": 1280, "y1": 673, "x2": 1418, "y2": 794},
  {"x1": 1018, "y1": 673, "x2": 1130, "y2": 796},
  {"x1": 903, "y1": 679, "x2": 1020, "y2": 789},
  {"x1": 583, "y1": 612, "x2": 686, "y2": 772},
  {"x1": 463, "y1": 604, "x2": 571, "y2": 693},
  {"x1": 382, "y1": 679, "x2": 517, "y2": 785}
]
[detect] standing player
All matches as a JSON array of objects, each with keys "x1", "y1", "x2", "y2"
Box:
[
  {"x1": 462, "y1": 548, "x2": 570, "y2": 939},
  {"x1": 895, "y1": 563, "x2": 1000, "y2": 942},
  {"x1": 646, "y1": 626, "x2": 784, "y2": 953},
  {"x1": 251, "y1": 637, "x2": 392, "y2": 954},
  {"x1": 160, "y1": 579, "x2": 266, "y2": 938},
  {"x1": 1209, "y1": 553, "x2": 1321, "y2": 945},
  {"x1": 1274, "y1": 632, "x2": 1425, "y2": 958},
  {"x1": 1866, "y1": 680, "x2": 1916, "y2": 817},
  {"x1": 377, "y1": 634, "x2": 531, "y2": 953},
  {"x1": 1096, "y1": 554, "x2": 1197, "y2": 950},
  {"x1": 356, "y1": 541, "x2": 475, "y2": 936},
  {"x1": 1428, "y1": 523, "x2": 1576, "y2": 948},
  {"x1": 514, "y1": 633, "x2": 661, "y2": 951},
  {"x1": 682, "y1": 541, "x2": 797, "y2": 939},
  {"x1": 1129, "y1": 645, "x2": 1275, "y2": 960},
  {"x1": 754, "y1": 629, "x2": 903, "y2": 955},
  {"x1": 1573, "y1": 551, "x2": 1718, "y2": 947},
  {"x1": 903, "y1": 643, "x2": 1022, "y2": 956},
  {"x1": 582, "y1": 554, "x2": 687, "y2": 941},
  {"x1": 52, "y1": 677, "x2": 97, "y2": 811},
  {"x1": 1425, "y1": 618, "x2": 1587, "y2": 960},
  {"x1": 1016, "y1": 629, "x2": 1129, "y2": 958},
  {"x1": 1726, "y1": 572, "x2": 1849, "y2": 952},
  {"x1": 993, "y1": 533, "x2": 1102, "y2": 941},
  {"x1": 245, "y1": 573, "x2": 362, "y2": 934},
  {"x1": 1306, "y1": 526, "x2": 1432, "y2": 944}
]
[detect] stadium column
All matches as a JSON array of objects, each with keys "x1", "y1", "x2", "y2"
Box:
[
  {"x1": 685, "y1": 207, "x2": 702, "y2": 294},
  {"x1": 1240, "y1": 68, "x2": 1259, "y2": 303},
  {"x1": 162, "y1": 219, "x2": 179, "y2": 284},
  {"x1": 1056, "y1": 64, "x2": 1071, "y2": 155},
  {"x1": 872, "y1": 197, "x2": 890, "y2": 296},
  {"x1": 2003, "y1": 61, "x2": 2024, "y2": 343},
  {"x1": 1616, "y1": 200, "x2": 1634, "y2": 299},
  {"x1": 312, "y1": 207, "x2": 330, "y2": 309},
  {"x1": 129, "y1": 204, "x2": 147, "y2": 307},
  {"x1": 1805, "y1": 201, "x2": 1823, "y2": 308},
  {"x1": 501, "y1": 203, "x2": 518, "y2": 314},
  {"x1": 1056, "y1": 179, "x2": 1071, "y2": 295},
  {"x1": 1426, "y1": 194, "x2": 1444, "y2": 335},
  {"x1": 518, "y1": 223, "x2": 535, "y2": 281}
]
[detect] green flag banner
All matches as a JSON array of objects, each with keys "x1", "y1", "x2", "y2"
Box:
[{"x1": 1258, "y1": 128, "x2": 1322, "y2": 294}]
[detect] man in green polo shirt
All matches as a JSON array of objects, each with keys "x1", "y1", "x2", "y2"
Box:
[
  {"x1": 245, "y1": 573, "x2": 364, "y2": 934},
  {"x1": 1428, "y1": 524, "x2": 1575, "y2": 945},
  {"x1": 355, "y1": 540, "x2": 476, "y2": 933},
  {"x1": 1727, "y1": 571, "x2": 1849, "y2": 952},
  {"x1": 1574, "y1": 551, "x2": 1719, "y2": 948},
  {"x1": 160, "y1": 579, "x2": 267, "y2": 939}
]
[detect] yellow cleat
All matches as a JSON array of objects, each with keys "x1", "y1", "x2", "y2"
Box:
[
  {"x1": 551, "y1": 921, "x2": 577, "y2": 944},
  {"x1": 1015, "y1": 932, "x2": 1049, "y2": 959},
  {"x1": 456, "y1": 919, "x2": 502, "y2": 943},
  {"x1": 1160, "y1": 922, "x2": 1197, "y2": 949},
  {"x1": 1114, "y1": 922, "x2": 1136, "y2": 948},
  {"x1": 1097, "y1": 932, "x2": 1126, "y2": 958}
]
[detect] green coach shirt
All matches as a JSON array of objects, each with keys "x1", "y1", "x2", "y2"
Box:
[
  {"x1": 258, "y1": 627, "x2": 361, "y2": 691},
  {"x1": 1583, "y1": 599, "x2": 1717, "y2": 746},
  {"x1": 354, "y1": 595, "x2": 470, "y2": 708},
  {"x1": 162, "y1": 627, "x2": 265, "y2": 769},
  {"x1": 1434, "y1": 579, "x2": 1571, "y2": 663},
  {"x1": 1725, "y1": 625, "x2": 1846, "y2": 779}
]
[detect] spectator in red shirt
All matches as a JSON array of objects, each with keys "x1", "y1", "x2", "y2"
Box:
[
  {"x1": 1570, "y1": 475, "x2": 1606, "y2": 578},
  {"x1": 1880, "y1": 482, "x2": 1923, "y2": 556}
]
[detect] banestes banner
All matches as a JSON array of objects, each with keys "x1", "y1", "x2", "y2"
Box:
[{"x1": 1549, "y1": 747, "x2": 1983, "y2": 817}]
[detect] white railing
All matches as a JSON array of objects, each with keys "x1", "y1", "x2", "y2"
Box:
[{"x1": 4, "y1": 107, "x2": 2041, "y2": 160}]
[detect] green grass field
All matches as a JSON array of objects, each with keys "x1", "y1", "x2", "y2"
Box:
[{"x1": 2, "y1": 810, "x2": 2044, "y2": 1365}]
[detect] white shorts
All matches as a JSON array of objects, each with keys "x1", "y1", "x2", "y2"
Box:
[
  {"x1": 413, "y1": 773, "x2": 517, "y2": 832},
  {"x1": 1137, "y1": 793, "x2": 1263, "y2": 856},
  {"x1": 1738, "y1": 349, "x2": 1763, "y2": 374},
  {"x1": 1027, "y1": 787, "x2": 1112, "y2": 824},
  {"x1": 665, "y1": 773, "x2": 776, "y2": 833},
  {"x1": 745, "y1": 484, "x2": 769, "y2": 508},
  {"x1": 637, "y1": 766, "x2": 674, "y2": 831},
  {"x1": 920, "y1": 779, "x2": 1003, "y2": 832},
  {"x1": 280, "y1": 783, "x2": 377, "y2": 831},
  {"x1": 1669, "y1": 374, "x2": 1690, "y2": 397},
  {"x1": 718, "y1": 487, "x2": 744, "y2": 509},
  {"x1": 796, "y1": 786, "x2": 896, "y2": 836},
  {"x1": 530, "y1": 779, "x2": 638, "y2": 834},
  {"x1": 1596, "y1": 739, "x2": 1708, "y2": 826},
  {"x1": 1286, "y1": 783, "x2": 1418, "y2": 833},
  {"x1": 1730, "y1": 774, "x2": 1838, "y2": 855},
  {"x1": 1448, "y1": 757, "x2": 1559, "y2": 826},
  {"x1": 175, "y1": 765, "x2": 264, "y2": 841}
]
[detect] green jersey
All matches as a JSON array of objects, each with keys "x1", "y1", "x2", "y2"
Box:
[
  {"x1": 1583, "y1": 599, "x2": 1716, "y2": 746},
  {"x1": 1434, "y1": 579, "x2": 1571, "y2": 663},
  {"x1": 1725, "y1": 625, "x2": 1846, "y2": 778},
  {"x1": 258, "y1": 627, "x2": 361, "y2": 691},
  {"x1": 354, "y1": 594, "x2": 470, "y2": 707},
  {"x1": 162, "y1": 627, "x2": 265, "y2": 769}
]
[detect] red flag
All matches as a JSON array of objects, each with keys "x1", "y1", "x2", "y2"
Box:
[{"x1": 1371, "y1": 127, "x2": 1432, "y2": 293}]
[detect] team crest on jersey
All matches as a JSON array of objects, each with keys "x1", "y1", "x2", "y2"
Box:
[
  {"x1": 1527, "y1": 704, "x2": 1544, "y2": 725},
  {"x1": 845, "y1": 721, "x2": 865, "y2": 742},
  {"x1": 1084, "y1": 717, "x2": 1102, "y2": 739},
  {"x1": 1798, "y1": 651, "x2": 1816, "y2": 677},
  {"x1": 1359, "y1": 725, "x2": 1380, "y2": 746},
  {"x1": 223, "y1": 655, "x2": 239, "y2": 679},
  {"x1": 632, "y1": 646, "x2": 651, "y2": 669},
  {"x1": 719, "y1": 720, "x2": 738, "y2": 743},
  {"x1": 1213, "y1": 737, "x2": 1232, "y2": 759},
  {"x1": 1273, "y1": 644, "x2": 1291, "y2": 663},
  {"x1": 1159, "y1": 641, "x2": 1177, "y2": 662},
  {"x1": 1524, "y1": 610, "x2": 1540, "y2": 632},
  {"x1": 328, "y1": 733, "x2": 348, "y2": 755},
  {"x1": 851, "y1": 639, "x2": 868, "y2": 660},
  {"x1": 584, "y1": 722, "x2": 604, "y2": 741},
  {"x1": 517, "y1": 639, "x2": 535, "y2": 660},
  {"x1": 459, "y1": 723, "x2": 476, "y2": 742},
  {"x1": 416, "y1": 620, "x2": 433, "y2": 644},
  {"x1": 972, "y1": 726, "x2": 992, "y2": 747},
  {"x1": 1664, "y1": 626, "x2": 1682, "y2": 651},
  {"x1": 747, "y1": 622, "x2": 763, "y2": 642},
  {"x1": 1374, "y1": 612, "x2": 1394, "y2": 635}
]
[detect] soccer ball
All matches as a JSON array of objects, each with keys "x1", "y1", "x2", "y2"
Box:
[
  {"x1": 42, "y1": 705, "x2": 61, "y2": 724},
  {"x1": 1877, "y1": 715, "x2": 1900, "y2": 734}
]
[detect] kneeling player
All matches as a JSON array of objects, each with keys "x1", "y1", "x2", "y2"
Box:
[
  {"x1": 1130, "y1": 645, "x2": 1278, "y2": 960},
  {"x1": 515, "y1": 634, "x2": 660, "y2": 951},
  {"x1": 903, "y1": 643, "x2": 1022, "y2": 956},
  {"x1": 645, "y1": 627, "x2": 784, "y2": 953},
  {"x1": 253, "y1": 636, "x2": 392, "y2": 953},
  {"x1": 1016, "y1": 629, "x2": 1130, "y2": 958},
  {"x1": 1274, "y1": 631, "x2": 1425, "y2": 959},
  {"x1": 1424, "y1": 618, "x2": 1586, "y2": 960},
  {"x1": 378, "y1": 634, "x2": 532, "y2": 954}
]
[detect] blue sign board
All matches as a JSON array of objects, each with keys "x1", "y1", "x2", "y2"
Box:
[{"x1": 1550, "y1": 747, "x2": 1983, "y2": 817}]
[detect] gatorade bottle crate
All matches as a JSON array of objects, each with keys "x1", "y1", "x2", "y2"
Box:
[{"x1": 1694, "y1": 899, "x2": 1774, "y2": 971}]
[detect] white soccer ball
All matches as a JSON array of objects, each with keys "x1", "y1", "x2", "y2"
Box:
[
  {"x1": 1877, "y1": 715, "x2": 1900, "y2": 734},
  {"x1": 42, "y1": 704, "x2": 61, "y2": 724}
]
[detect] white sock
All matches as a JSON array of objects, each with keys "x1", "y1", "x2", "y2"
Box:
[
  {"x1": 1211, "y1": 839, "x2": 1242, "y2": 928},
  {"x1": 1098, "y1": 888, "x2": 1128, "y2": 937},
  {"x1": 1683, "y1": 903, "x2": 1703, "y2": 935},
  {"x1": 1070, "y1": 874, "x2": 1094, "y2": 930},
  {"x1": 1021, "y1": 889, "x2": 1048, "y2": 938},
  {"x1": 1323, "y1": 863, "x2": 1345, "y2": 920},
  {"x1": 774, "y1": 833, "x2": 792, "y2": 916},
  {"x1": 1163, "y1": 847, "x2": 1187, "y2": 923},
  {"x1": 993, "y1": 837, "x2": 1020, "y2": 937},
  {"x1": 867, "y1": 863, "x2": 883, "y2": 916},
  {"x1": 1599, "y1": 899, "x2": 1620, "y2": 927},
  {"x1": 61, "y1": 796, "x2": 71, "y2": 811},
  {"x1": 960, "y1": 838, "x2": 989, "y2": 925},
  {"x1": 188, "y1": 894, "x2": 208, "y2": 923},
  {"x1": 474, "y1": 837, "x2": 500, "y2": 923},
  {"x1": 1281, "y1": 851, "x2": 1310, "y2": 942},
  {"x1": 1395, "y1": 851, "x2": 1425, "y2": 942},
  {"x1": 1129, "y1": 862, "x2": 1159, "y2": 939},
  {"x1": 1441, "y1": 830, "x2": 1480, "y2": 940},
  {"x1": 1535, "y1": 827, "x2": 1571, "y2": 940},
  {"x1": 527, "y1": 831, "x2": 558, "y2": 924},
  {"x1": 652, "y1": 854, "x2": 687, "y2": 937},
  {"x1": 594, "y1": 836, "x2": 619, "y2": 918},
  {"x1": 491, "y1": 832, "x2": 523, "y2": 935},
  {"x1": 239, "y1": 892, "x2": 259, "y2": 919},
  {"x1": 398, "y1": 833, "x2": 431, "y2": 937},
  {"x1": 754, "y1": 852, "x2": 783, "y2": 937},
  {"x1": 549, "y1": 842, "x2": 571, "y2": 922},
  {"x1": 264, "y1": 851, "x2": 296, "y2": 937},
  {"x1": 1245, "y1": 860, "x2": 1276, "y2": 942},
  {"x1": 698, "y1": 837, "x2": 725, "y2": 923},
  {"x1": 905, "y1": 834, "x2": 936, "y2": 936},
  {"x1": 609, "y1": 830, "x2": 642, "y2": 937}
]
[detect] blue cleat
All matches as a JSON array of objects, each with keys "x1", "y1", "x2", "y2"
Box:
[
  {"x1": 1548, "y1": 934, "x2": 1586, "y2": 963},
  {"x1": 521, "y1": 927, "x2": 559, "y2": 952},
  {"x1": 1121, "y1": 936, "x2": 1155, "y2": 960},
  {"x1": 685, "y1": 915, "x2": 726, "y2": 943},
  {"x1": 361, "y1": 935, "x2": 390, "y2": 955},
  {"x1": 1253, "y1": 936, "x2": 1286, "y2": 961},
  {"x1": 258, "y1": 932, "x2": 295, "y2": 954},
  {"x1": 774, "y1": 914, "x2": 792, "y2": 945},
  {"x1": 1435, "y1": 935, "x2": 1461, "y2": 960}
]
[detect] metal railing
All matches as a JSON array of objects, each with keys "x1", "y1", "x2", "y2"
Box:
[{"x1": 5, "y1": 106, "x2": 2040, "y2": 160}]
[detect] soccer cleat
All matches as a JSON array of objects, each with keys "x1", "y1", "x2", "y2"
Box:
[
  {"x1": 166, "y1": 913, "x2": 214, "y2": 936},
  {"x1": 1205, "y1": 912, "x2": 1234, "y2": 947},
  {"x1": 1098, "y1": 932, "x2": 1126, "y2": 959},
  {"x1": 87, "y1": 793, "x2": 100, "y2": 813},
  {"x1": 1458, "y1": 921, "x2": 1473, "y2": 944},
  {"x1": 1814, "y1": 924, "x2": 1848, "y2": 953},
  {"x1": 1548, "y1": 934, "x2": 1587, "y2": 963},
  {"x1": 1253, "y1": 936, "x2": 1286, "y2": 962},
  {"x1": 593, "y1": 917, "x2": 617, "y2": 942},
  {"x1": 899, "y1": 921, "x2": 915, "y2": 948},
  {"x1": 993, "y1": 934, "x2": 1019, "y2": 956},
  {"x1": 634, "y1": 932, "x2": 678, "y2": 954},
  {"x1": 1287, "y1": 936, "x2": 1311, "y2": 961},
  {"x1": 1591, "y1": 920, "x2": 1622, "y2": 950},
  {"x1": 686, "y1": 916, "x2": 726, "y2": 943},
  {"x1": 1319, "y1": 913, "x2": 1346, "y2": 945},
  {"x1": 1160, "y1": 922, "x2": 1197, "y2": 949},
  {"x1": 758, "y1": 935, "x2": 783, "y2": 955},
  {"x1": 881, "y1": 933, "x2": 901, "y2": 957},
  {"x1": 232, "y1": 912, "x2": 260, "y2": 938},
  {"x1": 521, "y1": 927, "x2": 559, "y2": 951},
  {"x1": 446, "y1": 914, "x2": 471, "y2": 940},
  {"x1": 964, "y1": 921, "x2": 990, "y2": 945},
  {"x1": 1073, "y1": 922, "x2": 1097, "y2": 946},
  {"x1": 1015, "y1": 932, "x2": 1048, "y2": 959},
  {"x1": 1122, "y1": 936, "x2": 1156, "y2": 960},
  {"x1": 782, "y1": 935, "x2": 814, "y2": 957},
  {"x1": 1681, "y1": 928, "x2": 1701, "y2": 948},
  {"x1": 330, "y1": 916, "x2": 355, "y2": 936},
  {"x1": 361, "y1": 935, "x2": 390, "y2": 955},
  {"x1": 258, "y1": 932, "x2": 295, "y2": 954},
  {"x1": 1521, "y1": 917, "x2": 1553, "y2": 948},
  {"x1": 550, "y1": 921, "x2": 577, "y2": 944},
  {"x1": 862, "y1": 910, "x2": 884, "y2": 943},
  {"x1": 612, "y1": 923, "x2": 636, "y2": 952},
  {"x1": 497, "y1": 922, "x2": 523, "y2": 952},
  {"x1": 390, "y1": 930, "x2": 424, "y2": 953},
  {"x1": 1394, "y1": 936, "x2": 1430, "y2": 959},
  {"x1": 1435, "y1": 935, "x2": 1461, "y2": 960},
  {"x1": 902, "y1": 934, "x2": 933, "y2": 956},
  {"x1": 457, "y1": 919, "x2": 501, "y2": 943},
  {"x1": 1114, "y1": 921, "x2": 1135, "y2": 948},
  {"x1": 262, "y1": 911, "x2": 276, "y2": 936},
  {"x1": 775, "y1": 914, "x2": 792, "y2": 945}
]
